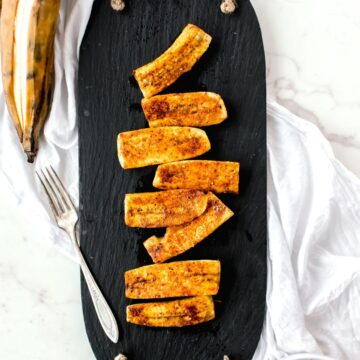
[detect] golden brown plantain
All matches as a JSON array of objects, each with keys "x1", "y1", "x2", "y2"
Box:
[
  {"x1": 1, "y1": 0, "x2": 60, "y2": 162},
  {"x1": 124, "y1": 189, "x2": 208, "y2": 228},
  {"x1": 125, "y1": 260, "x2": 220, "y2": 299},
  {"x1": 127, "y1": 296, "x2": 215, "y2": 327},
  {"x1": 117, "y1": 127, "x2": 211, "y2": 169},
  {"x1": 144, "y1": 193, "x2": 234, "y2": 263},
  {"x1": 133, "y1": 24, "x2": 212, "y2": 98},
  {"x1": 142, "y1": 92, "x2": 227, "y2": 127},
  {"x1": 153, "y1": 160, "x2": 240, "y2": 194}
]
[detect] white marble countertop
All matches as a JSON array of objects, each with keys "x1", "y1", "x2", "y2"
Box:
[{"x1": 1, "y1": 1, "x2": 359, "y2": 359}]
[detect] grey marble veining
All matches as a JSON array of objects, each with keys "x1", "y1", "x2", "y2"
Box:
[{"x1": 253, "y1": 0, "x2": 360, "y2": 177}]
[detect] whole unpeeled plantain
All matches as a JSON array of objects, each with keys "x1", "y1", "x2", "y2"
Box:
[{"x1": 1, "y1": 0, "x2": 61, "y2": 162}]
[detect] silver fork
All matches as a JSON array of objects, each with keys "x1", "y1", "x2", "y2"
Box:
[{"x1": 36, "y1": 166, "x2": 119, "y2": 343}]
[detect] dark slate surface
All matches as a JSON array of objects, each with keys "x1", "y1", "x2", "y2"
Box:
[{"x1": 78, "y1": 0, "x2": 267, "y2": 359}]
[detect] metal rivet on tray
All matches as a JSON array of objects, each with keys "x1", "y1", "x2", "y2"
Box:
[
  {"x1": 111, "y1": 0, "x2": 125, "y2": 11},
  {"x1": 220, "y1": 0, "x2": 237, "y2": 14},
  {"x1": 114, "y1": 354, "x2": 127, "y2": 360}
]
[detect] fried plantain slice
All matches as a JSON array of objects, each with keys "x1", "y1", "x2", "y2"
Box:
[
  {"x1": 127, "y1": 296, "x2": 215, "y2": 327},
  {"x1": 125, "y1": 260, "x2": 220, "y2": 299},
  {"x1": 144, "y1": 193, "x2": 234, "y2": 263},
  {"x1": 133, "y1": 24, "x2": 212, "y2": 98},
  {"x1": 141, "y1": 92, "x2": 227, "y2": 127},
  {"x1": 153, "y1": 160, "x2": 240, "y2": 194},
  {"x1": 117, "y1": 127, "x2": 211, "y2": 169},
  {"x1": 124, "y1": 189, "x2": 208, "y2": 228}
]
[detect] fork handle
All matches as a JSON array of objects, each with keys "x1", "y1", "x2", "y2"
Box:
[{"x1": 69, "y1": 229, "x2": 119, "y2": 343}]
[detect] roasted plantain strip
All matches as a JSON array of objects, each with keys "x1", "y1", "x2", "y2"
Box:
[
  {"x1": 125, "y1": 260, "x2": 220, "y2": 299},
  {"x1": 117, "y1": 127, "x2": 211, "y2": 169},
  {"x1": 127, "y1": 296, "x2": 215, "y2": 327},
  {"x1": 133, "y1": 24, "x2": 212, "y2": 98},
  {"x1": 144, "y1": 193, "x2": 234, "y2": 263},
  {"x1": 124, "y1": 189, "x2": 208, "y2": 228},
  {"x1": 141, "y1": 92, "x2": 228, "y2": 127},
  {"x1": 1, "y1": 0, "x2": 60, "y2": 162},
  {"x1": 153, "y1": 160, "x2": 240, "y2": 194}
]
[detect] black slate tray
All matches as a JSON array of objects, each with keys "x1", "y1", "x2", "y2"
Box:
[{"x1": 78, "y1": 0, "x2": 267, "y2": 359}]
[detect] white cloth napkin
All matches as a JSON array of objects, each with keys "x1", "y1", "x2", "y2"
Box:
[
  {"x1": 0, "y1": 2, "x2": 359, "y2": 359},
  {"x1": 253, "y1": 102, "x2": 360, "y2": 360}
]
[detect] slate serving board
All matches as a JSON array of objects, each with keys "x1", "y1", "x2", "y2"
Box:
[{"x1": 78, "y1": 0, "x2": 266, "y2": 359}]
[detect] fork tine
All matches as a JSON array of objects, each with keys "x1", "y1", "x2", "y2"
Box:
[
  {"x1": 48, "y1": 166, "x2": 76, "y2": 211},
  {"x1": 40, "y1": 169, "x2": 66, "y2": 213},
  {"x1": 36, "y1": 171, "x2": 61, "y2": 218},
  {"x1": 44, "y1": 167, "x2": 70, "y2": 211}
]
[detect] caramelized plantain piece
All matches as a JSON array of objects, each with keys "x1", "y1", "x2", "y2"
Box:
[
  {"x1": 124, "y1": 189, "x2": 208, "y2": 228},
  {"x1": 133, "y1": 24, "x2": 212, "y2": 98},
  {"x1": 127, "y1": 296, "x2": 215, "y2": 327},
  {"x1": 141, "y1": 92, "x2": 227, "y2": 128},
  {"x1": 125, "y1": 260, "x2": 220, "y2": 299},
  {"x1": 153, "y1": 160, "x2": 240, "y2": 194},
  {"x1": 117, "y1": 127, "x2": 211, "y2": 169},
  {"x1": 144, "y1": 193, "x2": 234, "y2": 263}
]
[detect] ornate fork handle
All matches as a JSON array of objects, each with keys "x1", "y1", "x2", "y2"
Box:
[
  {"x1": 37, "y1": 166, "x2": 119, "y2": 344},
  {"x1": 68, "y1": 229, "x2": 119, "y2": 343}
]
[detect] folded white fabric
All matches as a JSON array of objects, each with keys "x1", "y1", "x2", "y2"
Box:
[
  {"x1": 0, "y1": 2, "x2": 359, "y2": 359},
  {"x1": 253, "y1": 102, "x2": 360, "y2": 360}
]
